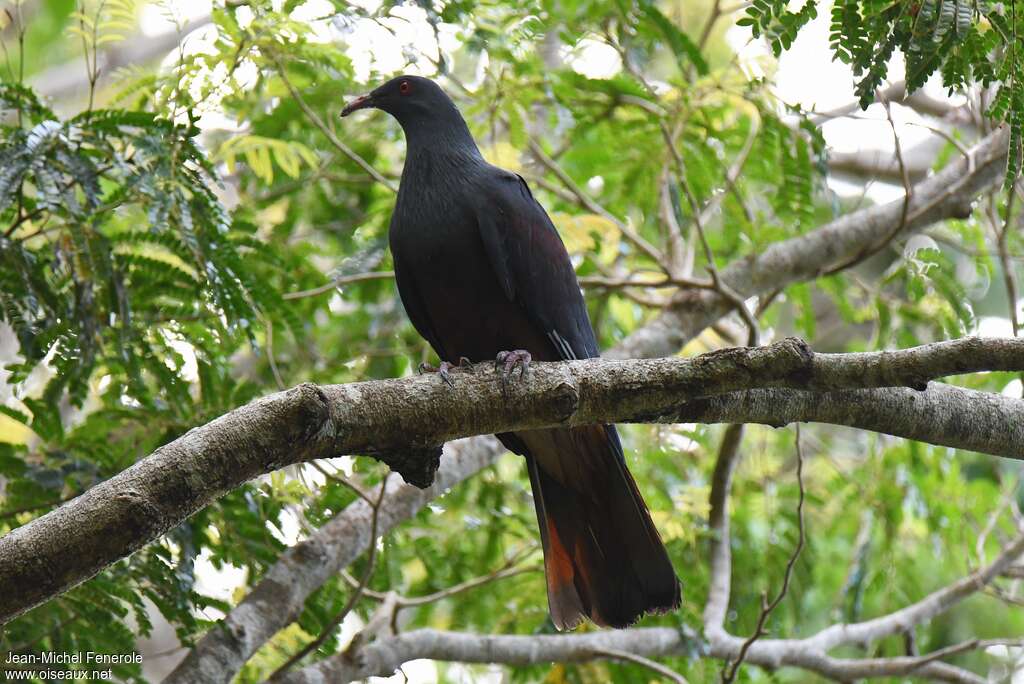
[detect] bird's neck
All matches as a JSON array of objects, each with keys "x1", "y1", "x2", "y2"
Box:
[{"x1": 401, "y1": 111, "x2": 483, "y2": 175}]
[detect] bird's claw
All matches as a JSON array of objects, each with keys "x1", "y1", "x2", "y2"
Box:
[
  {"x1": 494, "y1": 349, "x2": 531, "y2": 382},
  {"x1": 418, "y1": 360, "x2": 457, "y2": 388}
]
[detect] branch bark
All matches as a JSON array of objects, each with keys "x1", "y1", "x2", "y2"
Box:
[
  {"x1": 675, "y1": 384, "x2": 1024, "y2": 459},
  {"x1": 2, "y1": 336, "x2": 1023, "y2": 623}
]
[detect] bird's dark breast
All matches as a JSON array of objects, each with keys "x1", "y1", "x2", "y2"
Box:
[{"x1": 391, "y1": 204, "x2": 554, "y2": 363}]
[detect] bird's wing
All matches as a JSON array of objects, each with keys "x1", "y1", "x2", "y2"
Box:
[
  {"x1": 475, "y1": 170, "x2": 599, "y2": 361},
  {"x1": 391, "y1": 247, "x2": 451, "y2": 362}
]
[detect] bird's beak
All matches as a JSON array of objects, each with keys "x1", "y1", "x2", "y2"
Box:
[{"x1": 340, "y1": 93, "x2": 375, "y2": 117}]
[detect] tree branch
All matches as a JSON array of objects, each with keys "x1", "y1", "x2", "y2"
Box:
[
  {"x1": 610, "y1": 127, "x2": 1011, "y2": 360},
  {"x1": 278, "y1": 626, "x2": 703, "y2": 683},
  {"x1": 276, "y1": 625, "x2": 988, "y2": 684},
  {"x1": 703, "y1": 424, "x2": 744, "y2": 631},
  {"x1": 800, "y1": 529, "x2": 1024, "y2": 652},
  {"x1": 675, "y1": 384, "x2": 1024, "y2": 459},
  {"x1": 271, "y1": 53, "x2": 397, "y2": 192},
  {"x1": 807, "y1": 80, "x2": 969, "y2": 126},
  {"x1": 267, "y1": 474, "x2": 390, "y2": 680},
  {"x1": 3, "y1": 336, "x2": 1024, "y2": 624},
  {"x1": 526, "y1": 136, "x2": 672, "y2": 274}
]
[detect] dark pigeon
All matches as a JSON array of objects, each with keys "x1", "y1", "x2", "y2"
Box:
[{"x1": 342, "y1": 75, "x2": 681, "y2": 629}]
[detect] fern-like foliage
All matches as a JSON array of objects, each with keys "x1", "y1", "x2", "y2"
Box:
[
  {"x1": 737, "y1": 0, "x2": 819, "y2": 55},
  {"x1": 0, "y1": 84, "x2": 289, "y2": 413},
  {"x1": 740, "y1": 0, "x2": 1023, "y2": 185},
  {"x1": 67, "y1": 0, "x2": 137, "y2": 51}
]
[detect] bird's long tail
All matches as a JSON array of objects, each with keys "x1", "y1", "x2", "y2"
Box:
[{"x1": 511, "y1": 424, "x2": 680, "y2": 630}]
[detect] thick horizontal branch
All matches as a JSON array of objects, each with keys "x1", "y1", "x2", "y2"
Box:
[
  {"x1": 611, "y1": 127, "x2": 1010, "y2": 360},
  {"x1": 2, "y1": 336, "x2": 1021, "y2": 622},
  {"x1": 676, "y1": 383, "x2": 1024, "y2": 459}
]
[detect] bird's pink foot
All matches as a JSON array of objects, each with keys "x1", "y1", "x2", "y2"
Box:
[{"x1": 495, "y1": 349, "x2": 531, "y2": 380}]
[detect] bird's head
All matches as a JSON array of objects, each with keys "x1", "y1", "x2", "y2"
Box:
[{"x1": 340, "y1": 75, "x2": 456, "y2": 125}]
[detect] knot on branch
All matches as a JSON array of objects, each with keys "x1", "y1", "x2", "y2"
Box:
[
  {"x1": 775, "y1": 336, "x2": 816, "y2": 385},
  {"x1": 552, "y1": 380, "x2": 581, "y2": 422},
  {"x1": 290, "y1": 382, "x2": 335, "y2": 447},
  {"x1": 775, "y1": 336, "x2": 814, "y2": 364},
  {"x1": 372, "y1": 444, "x2": 443, "y2": 489},
  {"x1": 698, "y1": 336, "x2": 814, "y2": 384},
  {"x1": 949, "y1": 199, "x2": 973, "y2": 220}
]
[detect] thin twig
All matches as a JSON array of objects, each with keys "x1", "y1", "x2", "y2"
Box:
[
  {"x1": 268, "y1": 474, "x2": 391, "y2": 680},
  {"x1": 270, "y1": 54, "x2": 397, "y2": 192},
  {"x1": 904, "y1": 120, "x2": 973, "y2": 164},
  {"x1": 592, "y1": 647, "x2": 690, "y2": 684},
  {"x1": 4, "y1": 206, "x2": 44, "y2": 237},
  {"x1": 282, "y1": 271, "x2": 395, "y2": 300},
  {"x1": 526, "y1": 137, "x2": 672, "y2": 274},
  {"x1": 341, "y1": 549, "x2": 538, "y2": 608},
  {"x1": 264, "y1": 317, "x2": 286, "y2": 391},
  {"x1": 579, "y1": 273, "x2": 714, "y2": 291},
  {"x1": 697, "y1": 0, "x2": 724, "y2": 51},
  {"x1": 698, "y1": 118, "x2": 760, "y2": 229},
  {"x1": 820, "y1": 96, "x2": 916, "y2": 277},
  {"x1": 904, "y1": 639, "x2": 981, "y2": 669},
  {"x1": 987, "y1": 585, "x2": 1024, "y2": 607},
  {"x1": 988, "y1": 184, "x2": 1022, "y2": 394},
  {"x1": 997, "y1": 189, "x2": 1021, "y2": 337},
  {"x1": 660, "y1": 160, "x2": 689, "y2": 273},
  {"x1": 309, "y1": 460, "x2": 373, "y2": 504},
  {"x1": 677, "y1": 172, "x2": 760, "y2": 346},
  {"x1": 721, "y1": 424, "x2": 806, "y2": 683},
  {"x1": 975, "y1": 475, "x2": 1020, "y2": 568}
]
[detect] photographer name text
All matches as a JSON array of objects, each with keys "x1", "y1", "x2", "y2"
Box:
[{"x1": 5, "y1": 652, "x2": 141, "y2": 666}]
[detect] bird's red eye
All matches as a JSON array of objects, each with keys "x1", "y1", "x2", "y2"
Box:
[{"x1": 399, "y1": 81, "x2": 411, "y2": 95}]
